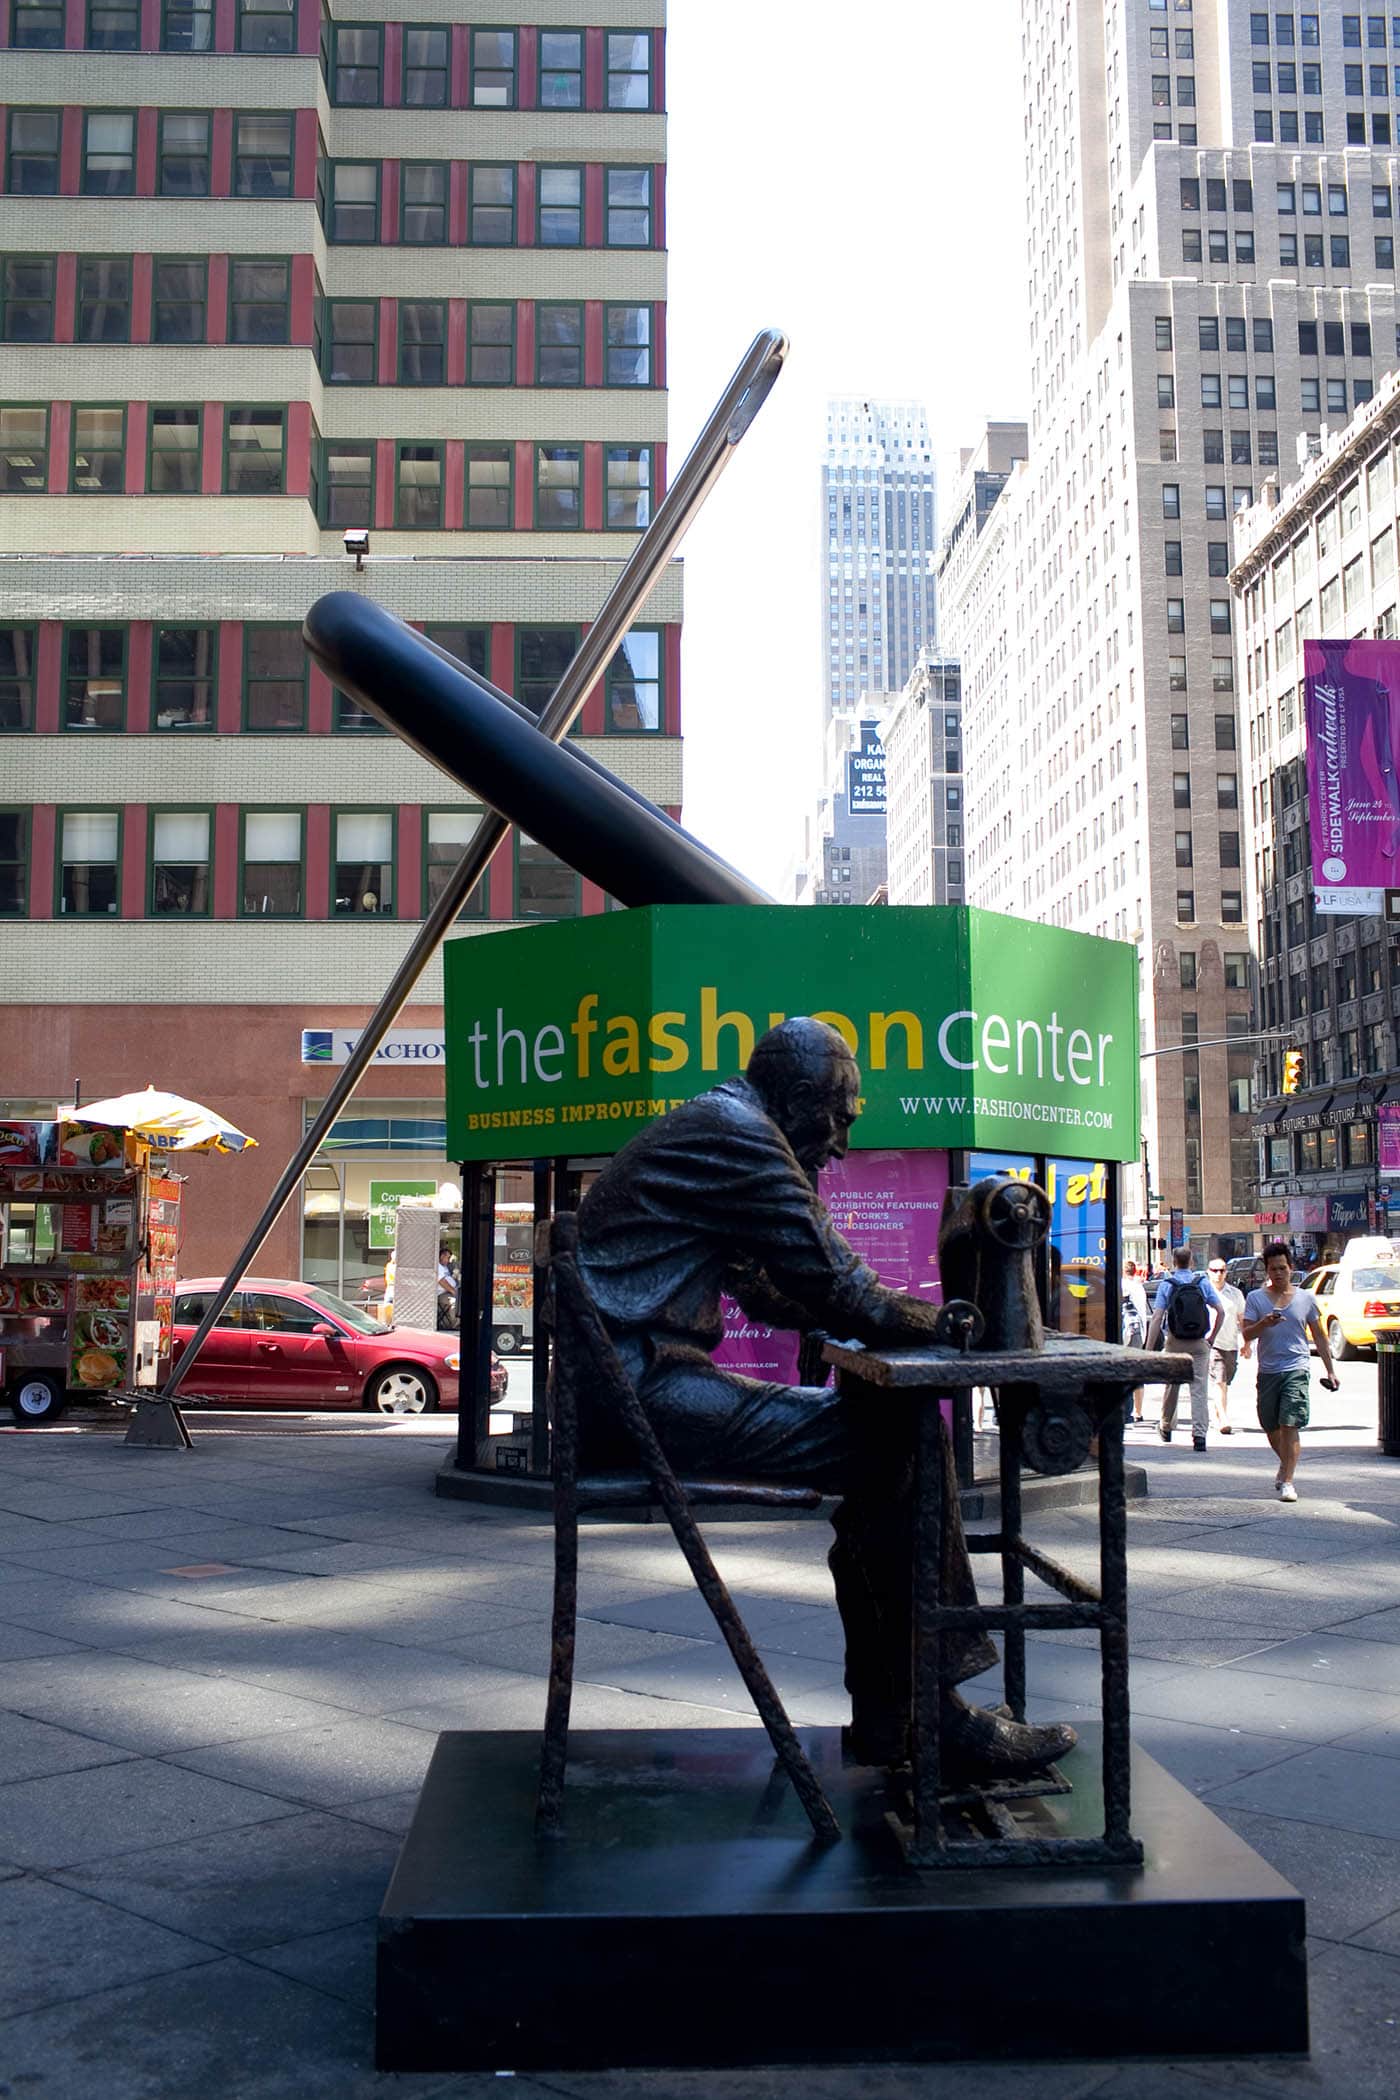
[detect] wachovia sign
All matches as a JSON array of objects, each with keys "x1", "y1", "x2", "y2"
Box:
[{"x1": 444, "y1": 906, "x2": 1139, "y2": 1163}]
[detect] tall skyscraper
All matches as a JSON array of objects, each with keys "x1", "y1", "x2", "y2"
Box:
[
  {"x1": 947, "y1": 2, "x2": 1400, "y2": 1256},
  {"x1": 0, "y1": 3, "x2": 673, "y2": 1288},
  {"x1": 821, "y1": 397, "x2": 938, "y2": 721}
]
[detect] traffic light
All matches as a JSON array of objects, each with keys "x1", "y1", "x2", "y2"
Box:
[{"x1": 1282, "y1": 1049, "x2": 1305, "y2": 1095}]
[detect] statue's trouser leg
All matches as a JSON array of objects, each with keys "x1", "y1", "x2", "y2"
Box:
[{"x1": 602, "y1": 1352, "x2": 997, "y2": 1734}]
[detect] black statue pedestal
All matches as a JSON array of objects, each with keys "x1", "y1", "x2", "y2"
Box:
[{"x1": 376, "y1": 1725, "x2": 1307, "y2": 2072}]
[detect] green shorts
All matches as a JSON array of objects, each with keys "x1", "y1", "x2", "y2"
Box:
[{"x1": 1257, "y1": 1370, "x2": 1311, "y2": 1432}]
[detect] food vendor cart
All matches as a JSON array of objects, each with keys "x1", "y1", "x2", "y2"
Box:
[{"x1": 0, "y1": 1088, "x2": 255, "y2": 1426}]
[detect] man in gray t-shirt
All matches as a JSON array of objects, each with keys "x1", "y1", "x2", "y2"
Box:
[{"x1": 1242, "y1": 1241, "x2": 1338, "y2": 1502}]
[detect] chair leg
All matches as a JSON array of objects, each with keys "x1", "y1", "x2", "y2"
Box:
[{"x1": 536, "y1": 1391, "x2": 579, "y2": 1837}]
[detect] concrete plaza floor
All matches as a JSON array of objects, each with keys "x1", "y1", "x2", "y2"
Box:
[{"x1": 1, "y1": 1359, "x2": 1398, "y2": 2098}]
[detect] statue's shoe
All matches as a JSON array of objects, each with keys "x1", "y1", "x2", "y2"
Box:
[
  {"x1": 840, "y1": 1718, "x2": 910, "y2": 1770},
  {"x1": 940, "y1": 1689, "x2": 1076, "y2": 1780}
]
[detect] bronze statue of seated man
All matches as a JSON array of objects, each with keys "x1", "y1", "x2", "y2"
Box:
[{"x1": 575, "y1": 1015, "x2": 1076, "y2": 1779}]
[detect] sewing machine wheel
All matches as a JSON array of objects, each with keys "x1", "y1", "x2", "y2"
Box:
[
  {"x1": 980, "y1": 1179, "x2": 1052, "y2": 1251},
  {"x1": 1020, "y1": 1402, "x2": 1093, "y2": 1476},
  {"x1": 933, "y1": 1299, "x2": 985, "y2": 1351}
]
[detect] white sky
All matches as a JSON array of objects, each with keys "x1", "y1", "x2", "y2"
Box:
[{"x1": 664, "y1": 3, "x2": 1028, "y2": 894}]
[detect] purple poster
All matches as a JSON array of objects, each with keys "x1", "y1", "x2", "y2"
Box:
[
  {"x1": 1379, "y1": 1100, "x2": 1400, "y2": 1179},
  {"x1": 1305, "y1": 637, "x2": 1400, "y2": 914},
  {"x1": 714, "y1": 1149, "x2": 949, "y2": 1383}
]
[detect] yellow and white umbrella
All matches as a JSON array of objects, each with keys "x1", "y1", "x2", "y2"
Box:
[{"x1": 64, "y1": 1086, "x2": 257, "y2": 1155}]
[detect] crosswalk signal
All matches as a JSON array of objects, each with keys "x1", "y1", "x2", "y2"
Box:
[{"x1": 1283, "y1": 1049, "x2": 1305, "y2": 1095}]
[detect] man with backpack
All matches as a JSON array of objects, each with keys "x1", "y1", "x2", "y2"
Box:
[{"x1": 1145, "y1": 1243, "x2": 1225, "y2": 1450}]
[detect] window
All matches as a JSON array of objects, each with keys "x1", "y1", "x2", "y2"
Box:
[
  {"x1": 472, "y1": 27, "x2": 516, "y2": 106},
  {"x1": 1160, "y1": 428, "x2": 1178, "y2": 463},
  {"x1": 1300, "y1": 10, "x2": 1319, "y2": 41},
  {"x1": 1329, "y1": 377, "x2": 1349, "y2": 414},
  {"x1": 83, "y1": 113, "x2": 135, "y2": 196},
  {"x1": 538, "y1": 166, "x2": 583, "y2": 245},
  {"x1": 1280, "y1": 110, "x2": 1300, "y2": 141},
  {"x1": 1231, "y1": 430, "x2": 1253, "y2": 465},
  {"x1": 536, "y1": 444, "x2": 581, "y2": 530},
  {"x1": 1171, "y1": 714, "x2": 1190, "y2": 751},
  {"x1": 12, "y1": 0, "x2": 64, "y2": 44},
  {"x1": 237, "y1": 0, "x2": 293, "y2": 53},
  {"x1": 8, "y1": 112, "x2": 61, "y2": 195},
  {"x1": 148, "y1": 407, "x2": 201, "y2": 492},
  {"x1": 1208, "y1": 542, "x2": 1230, "y2": 577},
  {"x1": 1153, "y1": 73, "x2": 1172, "y2": 105},
  {"x1": 604, "y1": 629, "x2": 662, "y2": 732},
  {"x1": 536, "y1": 303, "x2": 583, "y2": 385},
  {"x1": 1206, "y1": 177, "x2": 1227, "y2": 214},
  {"x1": 400, "y1": 163, "x2": 447, "y2": 244},
  {"x1": 154, "y1": 626, "x2": 215, "y2": 729},
  {"x1": 1253, "y1": 58, "x2": 1271, "y2": 88},
  {"x1": 396, "y1": 443, "x2": 443, "y2": 528},
  {"x1": 468, "y1": 303, "x2": 514, "y2": 384},
  {"x1": 1183, "y1": 229, "x2": 1203, "y2": 262},
  {"x1": 332, "y1": 24, "x2": 382, "y2": 104},
  {"x1": 607, "y1": 30, "x2": 652, "y2": 108},
  {"x1": 1162, "y1": 485, "x2": 1181, "y2": 520},
  {"x1": 516, "y1": 836, "x2": 579, "y2": 918},
  {"x1": 402, "y1": 26, "x2": 449, "y2": 107},
  {"x1": 398, "y1": 301, "x2": 446, "y2": 384},
  {"x1": 1210, "y1": 599, "x2": 1232, "y2": 635},
  {"x1": 1222, "y1": 891, "x2": 1244, "y2": 924},
  {"x1": 319, "y1": 440, "x2": 374, "y2": 527},
  {"x1": 1251, "y1": 10, "x2": 1269, "y2": 37},
  {"x1": 243, "y1": 628, "x2": 305, "y2": 730},
  {"x1": 1167, "y1": 598, "x2": 1185, "y2": 632},
  {"x1": 76, "y1": 258, "x2": 130, "y2": 344},
  {"x1": 1173, "y1": 771, "x2": 1192, "y2": 809},
  {"x1": 87, "y1": 0, "x2": 138, "y2": 47},
  {"x1": 605, "y1": 303, "x2": 652, "y2": 386},
  {"x1": 235, "y1": 114, "x2": 293, "y2": 197},
  {"x1": 150, "y1": 812, "x2": 211, "y2": 916},
  {"x1": 1256, "y1": 374, "x2": 1277, "y2": 410},
  {"x1": 1155, "y1": 318, "x2": 1174, "y2": 353},
  {"x1": 1255, "y1": 111, "x2": 1274, "y2": 142},
  {"x1": 1325, "y1": 319, "x2": 1346, "y2": 357},
  {"x1": 1215, "y1": 713, "x2": 1236, "y2": 751},
  {"x1": 1169, "y1": 655, "x2": 1187, "y2": 692},
  {"x1": 1175, "y1": 831, "x2": 1194, "y2": 867},
  {"x1": 241, "y1": 811, "x2": 302, "y2": 916},
  {"x1": 70, "y1": 409, "x2": 124, "y2": 494},
  {"x1": 539, "y1": 28, "x2": 583, "y2": 107},
  {"x1": 59, "y1": 813, "x2": 119, "y2": 915},
  {"x1": 1165, "y1": 540, "x2": 1183, "y2": 575},
  {"x1": 1179, "y1": 951, "x2": 1197, "y2": 988},
  {"x1": 605, "y1": 445, "x2": 651, "y2": 530},
  {"x1": 322, "y1": 300, "x2": 376, "y2": 383},
  {"x1": 325, "y1": 162, "x2": 380, "y2": 239},
  {"x1": 1177, "y1": 889, "x2": 1196, "y2": 922},
  {"x1": 1208, "y1": 230, "x2": 1229, "y2": 262},
  {"x1": 0, "y1": 407, "x2": 48, "y2": 493},
  {"x1": 0, "y1": 811, "x2": 26, "y2": 914},
  {"x1": 423, "y1": 810, "x2": 488, "y2": 916},
  {"x1": 1200, "y1": 373, "x2": 1220, "y2": 408},
  {"x1": 0, "y1": 628, "x2": 37, "y2": 731},
  {"x1": 1228, "y1": 374, "x2": 1249, "y2": 412},
  {"x1": 470, "y1": 165, "x2": 515, "y2": 243},
  {"x1": 152, "y1": 258, "x2": 206, "y2": 344},
  {"x1": 425, "y1": 625, "x2": 489, "y2": 679},
  {"x1": 224, "y1": 408, "x2": 285, "y2": 494},
  {"x1": 1204, "y1": 428, "x2": 1224, "y2": 462},
  {"x1": 162, "y1": 0, "x2": 211, "y2": 50},
  {"x1": 159, "y1": 112, "x2": 210, "y2": 196},
  {"x1": 333, "y1": 686, "x2": 385, "y2": 734},
  {"x1": 1237, "y1": 230, "x2": 1256, "y2": 262},
  {"x1": 517, "y1": 627, "x2": 578, "y2": 713},
  {"x1": 333, "y1": 812, "x2": 393, "y2": 915},
  {"x1": 229, "y1": 260, "x2": 289, "y2": 345},
  {"x1": 1205, "y1": 485, "x2": 1226, "y2": 519},
  {"x1": 1280, "y1": 232, "x2": 1298, "y2": 264},
  {"x1": 465, "y1": 443, "x2": 511, "y2": 528},
  {"x1": 1, "y1": 258, "x2": 54, "y2": 344},
  {"x1": 1332, "y1": 233, "x2": 1351, "y2": 264},
  {"x1": 1159, "y1": 375, "x2": 1176, "y2": 409},
  {"x1": 606, "y1": 166, "x2": 651, "y2": 245}
]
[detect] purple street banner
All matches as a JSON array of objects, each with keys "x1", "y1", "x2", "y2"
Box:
[
  {"x1": 1379, "y1": 1099, "x2": 1400, "y2": 1179},
  {"x1": 714, "y1": 1148, "x2": 949, "y2": 1384},
  {"x1": 1304, "y1": 637, "x2": 1400, "y2": 914}
]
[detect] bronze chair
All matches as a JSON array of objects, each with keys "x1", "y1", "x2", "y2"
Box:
[{"x1": 537, "y1": 1212, "x2": 840, "y2": 1843}]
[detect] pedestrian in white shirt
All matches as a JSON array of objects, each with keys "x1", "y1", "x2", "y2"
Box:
[{"x1": 1205, "y1": 1259, "x2": 1249, "y2": 1436}]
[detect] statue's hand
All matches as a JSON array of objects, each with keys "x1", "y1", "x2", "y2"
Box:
[{"x1": 797, "y1": 1329, "x2": 831, "y2": 1388}]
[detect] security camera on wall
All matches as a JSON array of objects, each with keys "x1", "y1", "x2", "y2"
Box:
[{"x1": 343, "y1": 528, "x2": 369, "y2": 570}]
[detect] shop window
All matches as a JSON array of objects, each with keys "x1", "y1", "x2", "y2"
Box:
[
  {"x1": 398, "y1": 301, "x2": 446, "y2": 384},
  {"x1": 0, "y1": 810, "x2": 26, "y2": 914},
  {"x1": 150, "y1": 811, "x2": 211, "y2": 916},
  {"x1": 538, "y1": 165, "x2": 583, "y2": 245},
  {"x1": 468, "y1": 303, "x2": 513, "y2": 384},
  {"x1": 159, "y1": 112, "x2": 210, "y2": 197},
  {"x1": 0, "y1": 258, "x2": 54, "y2": 344},
  {"x1": 536, "y1": 303, "x2": 583, "y2": 386},
  {"x1": 70, "y1": 409, "x2": 124, "y2": 494},
  {"x1": 162, "y1": 0, "x2": 211, "y2": 49},
  {"x1": 470, "y1": 164, "x2": 515, "y2": 243},
  {"x1": 83, "y1": 112, "x2": 135, "y2": 195},
  {"x1": 333, "y1": 811, "x2": 394, "y2": 915},
  {"x1": 0, "y1": 406, "x2": 48, "y2": 493},
  {"x1": 7, "y1": 112, "x2": 61, "y2": 195},
  {"x1": 539, "y1": 28, "x2": 583, "y2": 107},
  {"x1": 605, "y1": 444, "x2": 652, "y2": 529},
  {"x1": 224, "y1": 407, "x2": 285, "y2": 495},
  {"x1": 332, "y1": 24, "x2": 382, "y2": 104},
  {"x1": 320, "y1": 440, "x2": 374, "y2": 527},
  {"x1": 58, "y1": 811, "x2": 120, "y2": 915},
  {"x1": 401, "y1": 164, "x2": 448, "y2": 244},
  {"x1": 605, "y1": 166, "x2": 651, "y2": 245},
  {"x1": 0, "y1": 628, "x2": 37, "y2": 732},
  {"x1": 605, "y1": 629, "x2": 661, "y2": 731},
  {"x1": 536, "y1": 444, "x2": 581, "y2": 529},
  {"x1": 471, "y1": 28, "x2": 516, "y2": 106},
  {"x1": 148, "y1": 407, "x2": 201, "y2": 493},
  {"x1": 235, "y1": 114, "x2": 293, "y2": 198},
  {"x1": 322, "y1": 300, "x2": 376, "y2": 383},
  {"x1": 240, "y1": 810, "x2": 303, "y2": 915},
  {"x1": 465, "y1": 443, "x2": 511, "y2": 528},
  {"x1": 154, "y1": 626, "x2": 215, "y2": 729},
  {"x1": 229, "y1": 259, "x2": 290, "y2": 345},
  {"x1": 152, "y1": 258, "x2": 206, "y2": 344},
  {"x1": 237, "y1": 0, "x2": 293, "y2": 54},
  {"x1": 396, "y1": 444, "x2": 443, "y2": 528},
  {"x1": 402, "y1": 26, "x2": 449, "y2": 107},
  {"x1": 515, "y1": 834, "x2": 579, "y2": 918},
  {"x1": 242, "y1": 627, "x2": 305, "y2": 730},
  {"x1": 424, "y1": 809, "x2": 488, "y2": 916},
  {"x1": 606, "y1": 303, "x2": 651, "y2": 385}
]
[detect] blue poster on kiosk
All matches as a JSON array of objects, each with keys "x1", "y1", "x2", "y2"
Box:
[{"x1": 969, "y1": 1151, "x2": 1109, "y2": 1338}]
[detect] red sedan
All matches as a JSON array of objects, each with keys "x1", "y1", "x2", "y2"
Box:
[{"x1": 171, "y1": 1277, "x2": 461, "y2": 1415}]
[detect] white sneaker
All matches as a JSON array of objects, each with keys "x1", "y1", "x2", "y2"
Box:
[{"x1": 1279, "y1": 1481, "x2": 1298, "y2": 1503}]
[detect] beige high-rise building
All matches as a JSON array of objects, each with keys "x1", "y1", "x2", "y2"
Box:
[
  {"x1": 0, "y1": 2, "x2": 673, "y2": 1289},
  {"x1": 945, "y1": 1, "x2": 1400, "y2": 1256}
]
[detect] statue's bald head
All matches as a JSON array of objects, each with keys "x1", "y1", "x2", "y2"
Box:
[{"x1": 746, "y1": 1018, "x2": 862, "y2": 1172}]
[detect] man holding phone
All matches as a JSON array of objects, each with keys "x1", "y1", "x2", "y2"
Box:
[{"x1": 1242, "y1": 1241, "x2": 1339, "y2": 1502}]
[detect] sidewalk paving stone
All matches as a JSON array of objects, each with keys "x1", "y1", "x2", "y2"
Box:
[
  {"x1": 0, "y1": 1758, "x2": 297, "y2": 1871},
  {"x1": 1206, "y1": 1743, "x2": 1400, "y2": 1842},
  {"x1": 166, "y1": 1714, "x2": 452, "y2": 1808},
  {"x1": 0, "y1": 1707, "x2": 137, "y2": 1784},
  {"x1": 1210, "y1": 1805, "x2": 1400, "y2": 1942},
  {"x1": 1221, "y1": 1630, "x2": 1400, "y2": 1696},
  {"x1": 1, "y1": 1650, "x2": 360, "y2": 1754},
  {"x1": 0, "y1": 1874, "x2": 221, "y2": 2019}
]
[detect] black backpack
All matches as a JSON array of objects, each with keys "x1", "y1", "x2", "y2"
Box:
[{"x1": 1166, "y1": 1274, "x2": 1210, "y2": 1340}]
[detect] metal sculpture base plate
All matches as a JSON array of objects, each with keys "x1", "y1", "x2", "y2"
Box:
[{"x1": 376, "y1": 1726, "x2": 1308, "y2": 2071}]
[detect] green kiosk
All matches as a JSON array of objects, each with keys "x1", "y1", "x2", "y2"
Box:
[{"x1": 439, "y1": 902, "x2": 1139, "y2": 1500}]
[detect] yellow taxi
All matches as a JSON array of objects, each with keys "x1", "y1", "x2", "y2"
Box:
[{"x1": 1302, "y1": 1258, "x2": 1400, "y2": 1359}]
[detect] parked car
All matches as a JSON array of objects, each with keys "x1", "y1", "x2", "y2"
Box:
[
  {"x1": 1302, "y1": 1261, "x2": 1400, "y2": 1360},
  {"x1": 171, "y1": 1277, "x2": 462, "y2": 1414}
]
